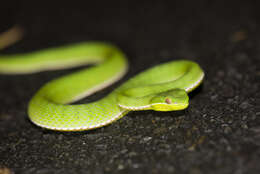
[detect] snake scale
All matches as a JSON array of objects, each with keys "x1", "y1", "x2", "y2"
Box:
[{"x1": 0, "y1": 41, "x2": 204, "y2": 131}]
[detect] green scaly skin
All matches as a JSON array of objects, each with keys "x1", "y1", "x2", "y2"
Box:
[{"x1": 0, "y1": 42, "x2": 204, "y2": 131}]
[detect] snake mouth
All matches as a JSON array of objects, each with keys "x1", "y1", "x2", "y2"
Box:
[
  {"x1": 150, "y1": 102, "x2": 189, "y2": 111},
  {"x1": 118, "y1": 102, "x2": 189, "y2": 112}
]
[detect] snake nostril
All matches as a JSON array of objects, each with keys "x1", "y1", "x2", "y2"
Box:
[{"x1": 165, "y1": 98, "x2": 172, "y2": 104}]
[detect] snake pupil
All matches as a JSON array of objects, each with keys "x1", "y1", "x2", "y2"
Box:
[{"x1": 165, "y1": 98, "x2": 172, "y2": 104}]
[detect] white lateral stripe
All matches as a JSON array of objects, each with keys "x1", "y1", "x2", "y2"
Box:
[
  {"x1": 118, "y1": 104, "x2": 150, "y2": 110},
  {"x1": 31, "y1": 110, "x2": 126, "y2": 131},
  {"x1": 185, "y1": 72, "x2": 204, "y2": 92}
]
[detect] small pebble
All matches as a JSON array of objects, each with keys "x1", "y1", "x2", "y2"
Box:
[
  {"x1": 210, "y1": 94, "x2": 218, "y2": 101},
  {"x1": 117, "y1": 164, "x2": 124, "y2": 170},
  {"x1": 142, "y1": 136, "x2": 152, "y2": 142},
  {"x1": 239, "y1": 101, "x2": 251, "y2": 109},
  {"x1": 224, "y1": 126, "x2": 232, "y2": 134}
]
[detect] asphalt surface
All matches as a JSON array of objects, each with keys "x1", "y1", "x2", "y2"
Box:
[{"x1": 0, "y1": 0, "x2": 259, "y2": 173}]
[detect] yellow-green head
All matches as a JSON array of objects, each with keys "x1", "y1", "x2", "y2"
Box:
[{"x1": 150, "y1": 89, "x2": 189, "y2": 111}]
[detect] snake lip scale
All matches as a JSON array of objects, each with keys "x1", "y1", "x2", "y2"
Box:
[{"x1": 0, "y1": 42, "x2": 205, "y2": 131}]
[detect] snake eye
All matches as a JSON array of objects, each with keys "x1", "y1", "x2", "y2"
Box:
[{"x1": 165, "y1": 98, "x2": 172, "y2": 104}]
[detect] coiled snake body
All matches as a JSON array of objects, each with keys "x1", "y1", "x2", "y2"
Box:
[{"x1": 0, "y1": 42, "x2": 204, "y2": 131}]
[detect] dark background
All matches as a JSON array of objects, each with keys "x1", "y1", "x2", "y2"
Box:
[{"x1": 0, "y1": 0, "x2": 259, "y2": 173}]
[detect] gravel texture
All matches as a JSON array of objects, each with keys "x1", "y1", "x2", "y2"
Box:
[{"x1": 0, "y1": 0, "x2": 259, "y2": 173}]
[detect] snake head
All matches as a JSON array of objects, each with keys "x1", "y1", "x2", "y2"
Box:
[{"x1": 149, "y1": 89, "x2": 189, "y2": 111}]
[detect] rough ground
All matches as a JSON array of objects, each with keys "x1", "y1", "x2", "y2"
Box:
[{"x1": 0, "y1": 0, "x2": 259, "y2": 173}]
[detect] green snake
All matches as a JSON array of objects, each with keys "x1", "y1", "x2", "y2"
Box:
[{"x1": 0, "y1": 42, "x2": 204, "y2": 131}]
